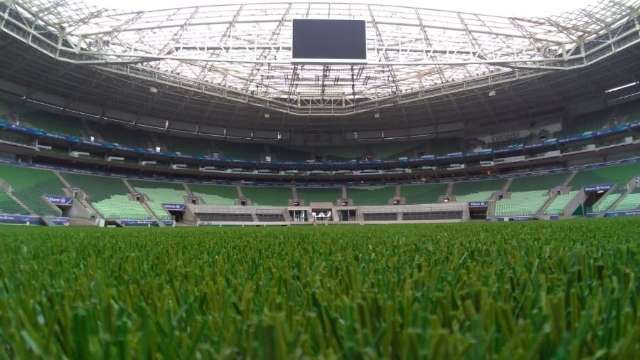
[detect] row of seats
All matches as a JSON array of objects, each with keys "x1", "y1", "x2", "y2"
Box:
[
  {"x1": 0, "y1": 164, "x2": 66, "y2": 216},
  {"x1": 495, "y1": 173, "x2": 568, "y2": 217},
  {"x1": 0, "y1": 191, "x2": 27, "y2": 215},
  {"x1": 453, "y1": 179, "x2": 504, "y2": 202},
  {"x1": 1, "y1": 160, "x2": 640, "y2": 219},
  {"x1": 130, "y1": 180, "x2": 186, "y2": 221},
  {"x1": 545, "y1": 191, "x2": 579, "y2": 215},
  {"x1": 63, "y1": 173, "x2": 151, "y2": 220}
]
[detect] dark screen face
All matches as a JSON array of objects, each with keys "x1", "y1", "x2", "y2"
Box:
[{"x1": 292, "y1": 19, "x2": 367, "y2": 61}]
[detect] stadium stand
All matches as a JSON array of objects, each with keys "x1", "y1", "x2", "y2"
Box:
[
  {"x1": 612, "y1": 190, "x2": 640, "y2": 211},
  {"x1": 495, "y1": 173, "x2": 567, "y2": 217},
  {"x1": 86, "y1": 122, "x2": 154, "y2": 149},
  {"x1": 401, "y1": 183, "x2": 448, "y2": 205},
  {"x1": 592, "y1": 190, "x2": 623, "y2": 212},
  {"x1": 190, "y1": 184, "x2": 238, "y2": 206},
  {"x1": 242, "y1": 186, "x2": 292, "y2": 206},
  {"x1": 297, "y1": 187, "x2": 342, "y2": 205},
  {"x1": 545, "y1": 191, "x2": 579, "y2": 215},
  {"x1": 0, "y1": 164, "x2": 65, "y2": 216},
  {"x1": 129, "y1": 180, "x2": 186, "y2": 220},
  {"x1": 18, "y1": 110, "x2": 85, "y2": 137},
  {"x1": 0, "y1": 98, "x2": 8, "y2": 117},
  {"x1": 0, "y1": 191, "x2": 28, "y2": 215},
  {"x1": 453, "y1": 179, "x2": 504, "y2": 202},
  {"x1": 63, "y1": 173, "x2": 151, "y2": 220},
  {"x1": 570, "y1": 163, "x2": 640, "y2": 189},
  {"x1": 347, "y1": 186, "x2": 395, "y2": 206},
  {"x1": 159, "y1": 135, "x2": 214, "y2": 156}
]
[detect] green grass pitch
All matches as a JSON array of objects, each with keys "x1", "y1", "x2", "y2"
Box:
[{"x1": 1, "y1": 219, "x2": 639, "y2": 358}]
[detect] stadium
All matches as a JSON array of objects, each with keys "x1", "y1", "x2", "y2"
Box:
[{"x1": 1, "y1": 0, "x2": 640, "y2": 357}]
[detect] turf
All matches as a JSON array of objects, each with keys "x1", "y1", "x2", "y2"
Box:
[{"x1": 1, "y1": 219, "x2": 639, "y2": 358}]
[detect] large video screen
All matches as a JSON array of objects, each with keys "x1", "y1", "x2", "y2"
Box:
[{"x1": 292, "y1": 19, "x2": 367, "y2": 62}]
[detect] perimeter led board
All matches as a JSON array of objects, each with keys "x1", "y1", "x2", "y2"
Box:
[{"x1": 292, "y1": 19, "x2": 367, "y2": 63}]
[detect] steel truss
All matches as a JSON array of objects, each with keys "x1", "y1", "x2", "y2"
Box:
[{"x1": 1, "y1": 0, "x2": 640, "y2": 115}]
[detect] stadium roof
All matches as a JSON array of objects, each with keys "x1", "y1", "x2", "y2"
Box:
[{"x1": 2, "y1": 0, "x2": 640, "y2": 115}]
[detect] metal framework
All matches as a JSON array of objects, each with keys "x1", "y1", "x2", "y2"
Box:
[{"x1": 1, "y1": 0, "x2": 640, "y2": 115}]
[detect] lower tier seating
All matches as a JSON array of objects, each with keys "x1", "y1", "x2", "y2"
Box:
[
  {"x1": 453, "y1": 179, "x2": 504, "y2": 202},
  {"x1": 297, "y1": 187, "x2": 342, "y2": 205},
  {"x1": 0, "y1": 164, "x2": 66, "y2": 216},
  {"x1": 613, "y1": 191, "x2": 640, "y2": 211},
  {"x1": 0, "y1": 191, "x2": 27, "y2": 215},
  {"x1": 190, "y1": 184, "x2": 238, "y2": 206},
  {"x1": 242, "y1": 186, "x2": 292, "y2": 206},
  {"x1": 592, "y1": 191, "x2": 623, "y2": 213},
  {"x1": 570, "y1": 163, "x2": 640, "y2": 189},
  {"x1": 130, "y1": 180, "x2": 186, "y2": 220},
  {"x1": 401, "y1": 183, "x2": 447, "y2": 205},
  {"x1": 63, "y1": 173, "x2": 151, "y2": 220},
  {"x1": 347, "y1": 187, "x2": 395, "y2": 206},
  {"x1": 495, "y1": 191, "x2": 549, "y2": 217},
  {"x1": 545, "y1": 191, "x2": 579, "y2": 215}
]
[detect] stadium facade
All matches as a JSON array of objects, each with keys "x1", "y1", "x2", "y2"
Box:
[{"x1": 0, "y1": 0, "x2": 640, "y2": 226}]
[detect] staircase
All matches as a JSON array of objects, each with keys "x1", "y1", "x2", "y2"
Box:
[
  {"x1": 446, "y1": 182, "x2": 454, "y2": 198},
  {"x1": 501, "y1": 178, "x2": 513, "y2": 193},
  {"x1": 122, "y1": 179, "x2": 166, "y2": 227},
  {"x1": 563, "y1": 171, "x2": 578, "y2": 187},
  {"x1": 563, "y1": 191, "x2": 587, "y2": 217},
  {"x1": 183, "y1": 182, "x2": 193, "y2": 196}
]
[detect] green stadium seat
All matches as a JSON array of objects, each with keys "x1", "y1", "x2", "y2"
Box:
[
  {"x1": 19, "y1": 110, "x2": 85, "y2": 137},
  {"x1": 347, "y1": 186, "x2": 395, "y2": 206},
  {"x1": 402, "y1": 183, "x2": 447, "y2": 204},
  {"x1": 495, "y1": 173, "x2": 567, "y2": 217},
  {"x1": 0, "y1": 191, "x2": 28, "y2": 215},
  {"x1": 570, "y1": 163, "x2": 640, "y2": 189},
  {"x1": 242, "y1": 186, "x2": 292, "y2": 206},
  {"x1": 592, "y1": 191, "x2": 623, "y2": 213},
  {"x1": 130, "y1": 180, "x2": 186, "y2": 220},
  {"x1": 545, "y1": 191, "x2": 579, "y2": 215},
  {"x1": 613, "y1": 191, "x2": 640, "y2": 211},
  {"x1": 297, "y1": 187, "x2": 342, "y2": 205},
  {"x1": 0, "y1": 164, "x2": 66, "y2": 216},
  {"x1": 496, "y1": 191, "x2": 550, "y2": 217},
  {"x1": 453, "y1": 179, "x2": 504, "y2": 202},
  {"x1": 190, "y1": 184, "x2": 238, "y2": 206},
  {"x1": 63, "y1": 173, "x2": 151, "y2": 220}
]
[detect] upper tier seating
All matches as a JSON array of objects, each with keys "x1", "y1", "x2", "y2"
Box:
[
  {"x1": 19, "y1": 110, "x2": 85, "y2": 137},
  {"x1": 0, "y1": 99, "x2": 8, "y2": 117},
  {"x1": 401, "y1": 183, "x2": 447, "y2": 205},
  {"x1": 0, "y1": 191, "x2": 28, "y2": 215},
  {"x1": 159, "y1": 135, "x2": 214, "y2": 156},
  {"x1": 545, "y1": 191, "x2": 579, "y2": 215},
  {"x1": 63, "y1": 173, "x2": 151, "y2": 220},
  {"x1": 495, "y1": 173, "x2": 568, "y2": 217},
  {"x1": 190, "y1": 184, "x2": 238, "y2": 206},
  {"x1": 453, "y1": 179, "x2": 504, "y2": 202},
  {"x1": 0, "y1": 164, "x2": 66, "y2": 216},
  {"x1": 87, "y1": 122, "x2": 154, "y2": 149},
  {"x1": 347, "y1": 186, "x2": 395, "y2": 206},
  {"x1": 214, "y1": 142, "x2": 265, "y2": 161},
  {"x1": 130, "y1": 180, "x2": 186, "y2": 220},
  {"x1": 242, "y1": 186, "x2": 292, "y2": 206},
  {"x1": 570, "y1": 163, "x2": 640, "y2": 189},
  {"x1": 297, "y1": 187, "x2": 342, "y2": 205}
]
